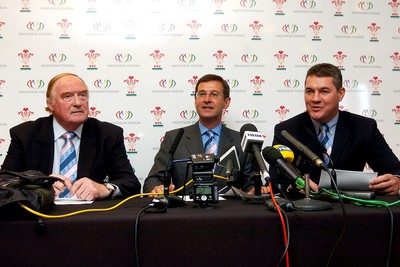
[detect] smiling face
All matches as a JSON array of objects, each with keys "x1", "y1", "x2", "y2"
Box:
[
  {"x1": 195, "y1": 80, "x2": 231, "y2": 128},
  {"x1": 304, "y1": 75, "x2": 345, "y2": 124},
  {"x1": 46, "y1": 74, "x2": 89, "y2": 131}
]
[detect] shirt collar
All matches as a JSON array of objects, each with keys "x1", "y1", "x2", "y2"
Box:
[
  {"x1": 311, "y1": 112, "x2": 339, "y2": 134},
  {"x1": 52, "y1": 117, "x2": 83, "y2": 141},
  {"x1": 198, "y1": 121, "x2": 222, "y2": 136}
]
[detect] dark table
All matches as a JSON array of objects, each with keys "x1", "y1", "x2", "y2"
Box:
[{"x1": 1, "y1": 195, "x2": 399, "y2": 267}]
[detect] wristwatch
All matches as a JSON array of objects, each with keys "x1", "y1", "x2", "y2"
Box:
[{"x1": 104, "y1": 183, "x2": 116, "y2": 198}]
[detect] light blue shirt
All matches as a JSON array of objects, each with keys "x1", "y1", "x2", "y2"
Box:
[
  {"x1": 198, "y1": 122, "x2": 222, "y2": 154},
  {"x1": 311, "y1": 112, "x2": 339, "y2": 149}
]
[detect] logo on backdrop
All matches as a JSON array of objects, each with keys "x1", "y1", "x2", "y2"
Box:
[
  {"x1": 0, "y1": 21, "x2": 5, "y2": 39},
  {"x1": 343, "y1": 79, "x2": 360, "y2": 92},
  {"x1": 18, "y1": 49, "x2": 33, "y2": 70},
  {"x1": 213, "y1": 50, "x2": 227, "y2": 70},
  {"x1": 392, "y1": 105, "x2": 400, "y2": 124},
  {"x1": 282, "y1": 79, "x2": 301, "y2": 92},
  {"x1": 88, "y1": 107, "x2": 101, "y2": 118},
  {"x1": 187, "y1": 20, "x2": 202, "y2": 40},
  {"x1": 87, "y1": 0, "x2": 97, "y2": 13},
  {"x1": 339, "y1": 105, "x2": 348, "y2": 112},
  {"x1": 123, "y1": 20, "x2": 137, "y2": 39},
  {"x1": 213, "y1": 0, "x2": 225, "y2": 14},
  {"x1": 57, "y1": 19, "x2": 71, "y2": 39},
  {"x1": 125, "y1": 133, "x2": 140, "y2": 154},
  {"x1": 26, "y1": 21, "x2": 45, "y2": 32},
  {"x1": 151, "y1": 106, "x2": 166, "y2": 127},
  {"x1": 85, "y1": 49, "x2": 99, "y2": 70},
  {"x1": 273, "y1": 0, "x2": 286, "y2": 15},
  {"x1": 20, "y1": 0, "x2": 31, "y2": 12},
  {"x1": 188, "y1": 76, "x2": 199, "y2": 96},
  {"x1": 369, "y1": 76, "x2": 382, "y2": 95},
  {"x1": 150, "y1": 50, "x2": 164, "y2": 70},
  {"x1": 18, "y1": 107, "x2": 34, "y2": 122},
  {"x1": 242, "y1": 109, "x2": 259, "y2": 119},
  {"x1": 180, "y1": 110, "x2": 197, "y2": 120},
  {"x1": 368, "y1": 23, "x2": 380, "y2": 42},
  {"x1": 0, "y1": 79, "x2": 5, "y2": 97},
  {"x1": 249, "y1": 21, "x2": 263, "y2": 40},
  {"x1": 390, "y1": 52, "x2": 400, "y2": 70},
  {"x1": 124, "y1": 76, "x2": 139, "y2": 96},
  {"x1": 275, "y1": 106, "x2": 290, "y2": 122},
  {"x1": 274, "y1": 50, "x2": 288, "y2": 70},
  {"x1": 389, "y1": 0, "x2": 400, "y2": 18},
  {"x1": 332, "y1": 0, "x2": 345, "y2": 16},
  {"x1": 250, "y1": 76, "x2": 265, "y2": 96},
  {"x1": 26, "y1": 79, "x2": 45, "y2": 91},
  {"x1": 0, "y1": 138, "x2": 5, "y2": 157},
  {"x1": 333, "y1": 51, "x2": 347, "y2": 70},
  {"x1": 361, "y1": 109, "x2": 377, "y2": 118},
  {"x1": 310, "y1": 21, "x2": 323, "y2": 41}
]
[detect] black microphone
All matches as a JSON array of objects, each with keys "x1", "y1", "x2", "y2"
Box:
[
  {"x1": 169, "y1": 128, "x2": 185, "y2": 155},
  {"x1": 262, "y1": 146, "x2": 304, "y2": 187},
  {"x1": 281, "y1": 130, "x2": 328, "y2": 171},
  {"x1": 161, "y1": 128, "x2": 185, "y2": 207},
  {"x1": 217, "y1": 145, "x2": 240, "y2": 184},
  {"x1": 240, "y1": 123, "x2": 269, "y2": 179},
  {"x1": 303, "y1": 127, "x2": 327, "y2": 155}
]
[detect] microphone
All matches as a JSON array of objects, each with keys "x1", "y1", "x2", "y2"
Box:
[
  {"x1": 239, "y1": 123, "x2": 269, "y2": 180},
  {"x1": 262, "y1": 146, "x2": 304, "y2": 188},
  {"x1": 217, "y1": 145, "x2": 240, "y2": 184},
  {"x1": 281, "y1": 130, "x2": 328, "y2": 171},
  {"x1": 161, "y1": 128, "x2": 185, "y2": 207}
]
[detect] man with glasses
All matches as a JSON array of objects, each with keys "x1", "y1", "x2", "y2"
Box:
[{"x1": 143, "y1": 74, "x2": 262, "y2": 195}]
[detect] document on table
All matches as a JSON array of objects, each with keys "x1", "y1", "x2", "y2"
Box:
[
  {"x1": 319, "y1": 169, "x2": 377, "y2": 191},
  {"x1": 54, "y1": 195, "x2": 94, "y2": 205}
]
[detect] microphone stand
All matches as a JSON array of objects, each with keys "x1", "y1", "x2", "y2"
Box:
[
  {"x1": 161, "y1": 154, "x2": 184, "y2": 208},
  {"x1": 292, "y1": 160, "x2": 332, "y2": 211}
]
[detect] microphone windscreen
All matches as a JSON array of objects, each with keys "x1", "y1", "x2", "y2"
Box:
[
  {"x1": 240, "y1": 123, "x2": 258, "y2": 137},
  {"x1": 262, "y1": 146, "x2": 284, "y2": 164},
  {"x1": 273, "y1": 144, "x2": 295, "y2": 162}
]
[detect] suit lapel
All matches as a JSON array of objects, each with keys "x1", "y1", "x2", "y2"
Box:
[
  {"x1": 36, "y1": 117, "x2": 55, "y2": 174},
  {"x1": 330, "y1": 112, "x2": 351, "y2": 164}
]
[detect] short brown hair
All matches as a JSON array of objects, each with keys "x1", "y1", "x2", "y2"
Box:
[{"x1": 195, "y1": 74, "x2": 230, "y2": 98}]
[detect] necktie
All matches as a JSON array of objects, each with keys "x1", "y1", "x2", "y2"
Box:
[
  {"x1": 204, "y1": 130, "x2": 218, "y2": 155},
  {"x1": 318, "y1": 124, "x2": 331, "y2": 165},
  {"x1": 59, "y1": 132, "x2": 77, "y2": 198}
]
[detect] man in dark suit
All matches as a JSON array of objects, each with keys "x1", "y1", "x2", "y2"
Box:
[
  {"x1": 271, "y1": 63, "x2": 400, "y2": 195},
  {"x1": 1, "y1": 73, "x2": 141, "y2": 200},
  {"x1": 143, "y1": 74, "x2": 267, "y2": 195}
]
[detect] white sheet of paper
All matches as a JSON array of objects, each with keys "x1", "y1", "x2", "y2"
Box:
[
  {"x1": 319, "y1": 169, "x2": 377, "y2": 191},
  {"x1": 54, "y1": 195, "x2": 94, "y2": 205}
]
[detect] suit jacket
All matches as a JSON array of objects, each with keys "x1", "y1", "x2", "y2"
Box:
[
  {"x1": 1, "y1": 116, "x2": 141, "y2": 197},
  {"x1": 270, "y1": 111, "x2": 400, "y2": 186},
  {"x1": 143, "y1": 123, "x2": 255, "y2": 193}
]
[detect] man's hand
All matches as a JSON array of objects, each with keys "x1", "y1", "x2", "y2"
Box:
[
  {"x1": 69, "y1": 177, "x2": 110, "y2": 200},
  {"x1": 51, "y1": 173, "x2": 73, "y2": 197},
  {"x1": 369, "y1": 174, "x2": 400, "y2": 195},
  {"x1": 149, "y1": 184, "x2": 175, "y2": 197}
]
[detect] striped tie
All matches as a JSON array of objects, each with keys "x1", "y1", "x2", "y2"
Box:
[
  {"x1": 318, "y1": 124, "x2": 331, "y2": 165},
  {"x1": 59, "y1": 132, "x2": 77, "y2": 198},
  {"x1": 204, "y1": 130, "x2": 218, "y2": 155}
]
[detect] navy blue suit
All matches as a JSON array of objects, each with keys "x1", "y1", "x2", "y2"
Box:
[
  {"x1": 271, "y1": 111, "x2": 400, "y2": 186},
  {"x1": 1, "y1": 116, "x2": 141, "y2": 197}
]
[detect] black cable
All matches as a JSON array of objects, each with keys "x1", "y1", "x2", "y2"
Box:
[
  {"x1": 377, "y1": 205, "x2": 394, "y2": 267},
  {"x1": 325, "y1": 168, "x2": 347, "y2": 267},
  {"x1": 134, "y1": 205, "x2": 152, "y2": 267},
  {"x1": 276, "y1": 208, "x2": 290, "y2": 267}
]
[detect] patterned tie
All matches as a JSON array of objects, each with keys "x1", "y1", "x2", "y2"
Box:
[
  {"x1": 204, "y1": 130, "x2": 218, "y2": 155},
  {"x1": 59, "y1": 132, "x2": 77, "y2": 198},
  {"x1": 318, "y1": 124, "x2": 331, "y2": 165}
]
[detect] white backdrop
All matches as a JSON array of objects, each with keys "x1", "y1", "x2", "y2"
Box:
[{"x1": 0, "y1": 0, "x2": 399, "y2": 186}]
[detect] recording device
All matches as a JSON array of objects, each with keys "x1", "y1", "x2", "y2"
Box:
[
  {"x1": 281, "y1": 130, "x2": 328, "y2": 171},
  {"x1": 217, "y1": 145, "x2": 240, "y2": 185},
  {"x1": 190, "y1": 153, "x2": 219, "y2": 207},
  {"x1": 262, "y1": 146, "x2": 304, "y2": 188},
  {"x1": 240, "y1": 123, "x2": 270, "y2": 180}
]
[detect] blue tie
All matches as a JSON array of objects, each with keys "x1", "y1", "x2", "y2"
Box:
[
  {"x1": 59, "y1": 132, "x2": 77, "y2": 198},
  {"x1": 318, "y1": 124, "x2": 331, "y2": 165},
  {"x1": 204, "y1": 130, "x2": 218, "y2": 155}
]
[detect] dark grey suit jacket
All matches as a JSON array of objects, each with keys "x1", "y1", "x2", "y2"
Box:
[
  {"x1": 143, "y1": 123, "x2": 255, "y2": 193},
  {"x1": 270, "y1": 111, "x2": 400, "y2": 186},
  {"x1": 1, "y1": 116, "x2": 141, "y2": 197}
]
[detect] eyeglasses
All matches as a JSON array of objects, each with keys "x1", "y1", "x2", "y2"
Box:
[{"x1": 195, "y1": 90, "x2": 222, "y2": 99}]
